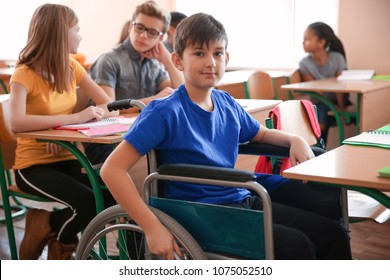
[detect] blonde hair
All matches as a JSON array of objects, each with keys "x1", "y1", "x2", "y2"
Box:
[
  {"x1": 18, "y1": 4, "x2": 78, "y2": 93},
  {"x1": 132, "y1": 1, "x2": 171, "y2": 33}
]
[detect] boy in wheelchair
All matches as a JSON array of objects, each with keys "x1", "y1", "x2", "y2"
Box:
[{"x1": 100, "y1": 13, "x2": 352, "y2": 260}]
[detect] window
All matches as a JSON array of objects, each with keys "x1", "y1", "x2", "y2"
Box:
[
  {"x1": 176, "y1": 0, "x2": 339, "y2": 69},
  {"x1": 0, "y1": 0, "x2": 61, "y2": 62}
]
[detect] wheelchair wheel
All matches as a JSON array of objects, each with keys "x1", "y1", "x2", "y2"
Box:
[{"x1": 75, "y1": 204, "x2": 207, "y2": 260}]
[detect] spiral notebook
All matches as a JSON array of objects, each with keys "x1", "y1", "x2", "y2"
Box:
[
  {"x1": 55, "y1": 116, "x2": 136, "y2": 130},
  {"x1": 342, "y1": 125, "x2": 390, "y2": 149}
]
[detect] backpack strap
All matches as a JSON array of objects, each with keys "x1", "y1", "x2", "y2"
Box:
[{"x1": 300, "y1": 99, "x2": 321, "y2": 138}]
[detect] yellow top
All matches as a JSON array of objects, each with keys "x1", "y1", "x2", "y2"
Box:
[{"x1": 10, "y1": 58, "x2": 85, "y2": 169}]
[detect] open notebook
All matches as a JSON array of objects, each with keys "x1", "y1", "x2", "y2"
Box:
[
  {"x1": 342, "y1": 125, "x2": 390, "y2": 149},
  {"x1": 55, "y1": 116, "x2": 136, "y2": 130},
  {"x1": 55, "y1": 116, "x2": 136, "y2": 137}
]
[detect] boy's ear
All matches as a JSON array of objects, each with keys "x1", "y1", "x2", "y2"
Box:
[
  {"x1": 225, "y1": 51, "x2": 230, "y2": 67},
  {"x1": 172, "y1": 52, "x2": 184, "y2": 71}
]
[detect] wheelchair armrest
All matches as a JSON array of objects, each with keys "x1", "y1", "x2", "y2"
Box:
[
  {"x1": 157, "y1": 164, "x2": 257, "y2": 182},
  {"x1": 238, "y1": 142, "x2": 290, "y2": 157},
  {"x1": 238, "y1": 142, "x2": 326, "y2": 157}
]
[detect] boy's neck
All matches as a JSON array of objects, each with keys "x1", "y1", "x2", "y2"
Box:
[{"x1": 185, "y1": 85, "x2": 214, "y2": 112}]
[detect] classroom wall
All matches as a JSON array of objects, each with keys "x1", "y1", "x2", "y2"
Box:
[
  {"x1": 65, "y1": 0, "x2": 174, "y2": 65},
  {"x1": 338, "y1": 0, "x2": 390, "y2": 74}
]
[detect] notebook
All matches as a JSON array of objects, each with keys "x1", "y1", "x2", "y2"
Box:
[
  {"x1": 55, "y1": 116, "x2": 136, "y2": 130},
  {"x1": 342, "y1": 125, "x2": 390, "y2": 149},
  {"x1": 78, "y1": 124, "x2": 130, "y2": 137},
  {"x1": 378, "y1": 166, "x2": 390, "y2": 178},
  {"x1": 337, "y1": 70, "x2": 375, "y2": 81}
]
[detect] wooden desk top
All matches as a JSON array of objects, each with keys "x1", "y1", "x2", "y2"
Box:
[
  {"x1": 283, "y1": 144, "x2": 390, "y2": 191},
  {"x1": 281, "y1": 78, "x2": 390, "y2": 94},
  {"x1": 14, "y1": 100, "x2": 280, "y2": 144},
  {"x1": 15, "y1": 129, "x2": 124, "y2": 145}
]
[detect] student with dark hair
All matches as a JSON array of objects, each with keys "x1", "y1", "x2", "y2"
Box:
[
  {"x1": 101, "y1": 13, "x2": 352, "y2": 260},
  {"x1": 299, "y1": 21, "x2": 351, "y2": 144},
  {"x1": 163, "y1": 11, "x2": 187, "y2": 53},
  {"x1": 84, "y1": 1, "x2": 184, "y2": 164}
]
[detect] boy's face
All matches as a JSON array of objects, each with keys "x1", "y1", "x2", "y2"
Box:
[
  {"x1": 173, "y1": 39, "x2": 229, "y2": 90},
  {"x1": 130, "y1": 14, "x2": 164, "y2": 54}
]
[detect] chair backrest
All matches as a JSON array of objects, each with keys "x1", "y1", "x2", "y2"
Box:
[
  {"x1": 285, "y1": 69, "x2": 308, "y2": 100},
  {"x1": 270, "y1": 100, "x2": 318, "y2": 146},
  {"x1": 246, "y1": 71, "x2": 275, "y2": 99},
  {"x1": 0, "y1": 94, "x2": 16, "y2": 170}
]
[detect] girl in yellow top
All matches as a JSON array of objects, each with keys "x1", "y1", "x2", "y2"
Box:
[{"x1": 9, "y1": 4, "x2": 116, "y2": 260}]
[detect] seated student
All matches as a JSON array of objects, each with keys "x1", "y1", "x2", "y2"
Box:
[
  {"x1": 9, "y1": 4, "x2": 117, "y2": 259},
  {"x1": 163, "y1": 11, "x2": 187, "y2": 53},
  {"x1": 299, "y1": 21, "x2": 352, "y2": 145},
  {"x1": 84, "y1": 0, "x2": 184, "y2": 164},
  {"x1": 101, "y1": 13, "x2": 352, "y2": 260},
  {"x1": 118, "y1": 20, "x2": 131, "y2": 45}
]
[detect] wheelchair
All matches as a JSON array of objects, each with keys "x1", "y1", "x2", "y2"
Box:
[{"x1": 75, "y1": 99, "x2": 278, "y2": 260}]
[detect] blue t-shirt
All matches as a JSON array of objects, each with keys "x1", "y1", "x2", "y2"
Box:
[{"x1": 123, "y1": 84, "x2": 260, "y2": 204}]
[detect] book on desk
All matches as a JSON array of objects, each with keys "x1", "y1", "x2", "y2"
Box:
[
  {"x1": 342, "y1": 125, "x2": 390, "y2": 149},
  {"x1": 55, "y1": 116, "x2": 136, "y2": 137},
  {"x1": 337, "y1": 69, "x2": 375, "y2": 81}
]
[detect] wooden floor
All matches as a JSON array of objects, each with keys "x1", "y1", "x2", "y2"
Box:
[
  {"x1": 1, "y1": 201, "x2": 390, "y2": 260},
  {"x1": 1, "y1": 154, "x2": 390, "y2": 260}
]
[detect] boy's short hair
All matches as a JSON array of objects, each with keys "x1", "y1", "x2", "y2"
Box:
[
  {"x1": 132, "y1": 0, "x2": 171, "y2": 33},
  {"x1": 174, "y1": 13, "x2": 228, "y2": 57},
  {"x1": 170, "y1": 11, "x2": 187, "y2": 28}
]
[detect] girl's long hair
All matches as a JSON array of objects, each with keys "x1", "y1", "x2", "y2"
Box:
[
  {"x1": 18, "y1": 4, "x2": 78, "y2": 93},
  {"x1": 308, "y1": 22, "x2": 346, "y2": 62}
]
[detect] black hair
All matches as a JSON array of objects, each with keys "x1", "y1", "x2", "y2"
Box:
[
  {"x1": 170, "y1": 11, "x2": 187, "y2": 28},
  {"x1": 308, "y1": 21, "x2": 346, "y2": 61},
  {"x1": 174, "y1": 13, "x2": 228, "y2": 57}
]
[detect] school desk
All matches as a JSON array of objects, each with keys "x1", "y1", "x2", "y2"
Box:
[
  {"x1": 216, "y1": 70, "x2": 291, "y2": 99},
  {"x1": 283, "y1": 141, "x2": 390, "y2": 229},
  {"x1": 281, "y1": 78, "x2": 390, "y2": 145},
  {"x1": 0, "y1": 68, "x2": 13, "y2": 93},
  {"x1": 14, "y1": 99, "x2": 282, "y2": 199}
]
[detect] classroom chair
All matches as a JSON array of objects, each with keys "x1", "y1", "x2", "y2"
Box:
[
  {"x1": 0, "y1": 95, "x2": 61, "y2": 259},
  {"x1": 254, "y1": 99, "x2": 325, "y2": 175},
  {"x1": 244, "y1": 70, "x2": 276, "y2": 99}
]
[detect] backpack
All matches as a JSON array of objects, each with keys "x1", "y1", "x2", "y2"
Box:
[{"x1": 254, "y1": 100, "x2": 322, "y2": 175}]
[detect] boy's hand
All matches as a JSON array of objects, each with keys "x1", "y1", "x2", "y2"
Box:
[
  {"x1": 145, "y1": 223, "x2": 183, "y2": 260},
  {"x1": 143, "y1": 42, "x2": 171, "y2": 65},
  {"x1": 289, "y1": 136, "x2": 315, "y2": 166}
]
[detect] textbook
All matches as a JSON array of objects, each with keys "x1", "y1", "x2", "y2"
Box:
[
  {"x1": 55, "y1": 116, "x2": 136, "y2": 130},
  {"x1": 337, "y1": 69, "x2": 375, "y2": 81},
  {"x1": 378, "y1": 166, "x2": 390, "y2": 178},
  {"x1": 78, "y1": 124, "x2": 129, "y2": 137},
  {"x1": 342, "y1": 125, "x2": 390, "y2": 149}
]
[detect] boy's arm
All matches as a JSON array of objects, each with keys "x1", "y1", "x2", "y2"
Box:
[
  {"x1": 143, "y1": 42, "x2": 184, "y2": 89},
  {"x1": 100, "y1": 141, "x2": 181, "y2": 259},
  {"x1": 251, "y1": 126, "x2": 315, "y2": 166}
]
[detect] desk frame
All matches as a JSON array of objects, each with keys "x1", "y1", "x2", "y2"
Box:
[{"x1": 282, "y1": 79, "x2": 390, "y2": 145}]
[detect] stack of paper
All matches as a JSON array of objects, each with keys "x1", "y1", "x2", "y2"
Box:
[
  {"x1": 55, "y1": 116, "x2": 136, "y2": 137},
  {"x1": 337, "y1": 70, "x2": 375, "y2": 81}
]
